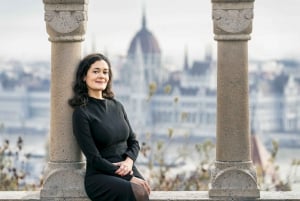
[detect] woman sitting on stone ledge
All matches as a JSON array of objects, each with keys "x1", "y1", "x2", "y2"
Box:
[{"x1": 68, "y1": 53, "x2": 150, "y2": 201}]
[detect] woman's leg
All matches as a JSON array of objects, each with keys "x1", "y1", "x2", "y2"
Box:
[
  {"x1": 85, "y1": 174, "x2": 136, "y2": 201},
  {"x1": 131, "y1": 182, "x2": 149, "y2": 201}
]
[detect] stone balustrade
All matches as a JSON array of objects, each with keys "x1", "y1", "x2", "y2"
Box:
[
  {"x1": 0, "y1": 191, "x2": 300, "y2": 201},
  {"x1": 32, "y1": 1, "x2": 300, "y2": 201}
]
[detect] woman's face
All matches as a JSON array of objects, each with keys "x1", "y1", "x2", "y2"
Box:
[{"x1": 84, "y1": 60, "x2": 110, "y2": 97}]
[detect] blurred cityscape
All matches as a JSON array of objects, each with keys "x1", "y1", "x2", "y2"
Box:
[{"x1": 1, "y1": 8, "x2": 300, "y2": 190}]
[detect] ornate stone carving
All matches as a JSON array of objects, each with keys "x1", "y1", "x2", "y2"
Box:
[
  {"x1": 44, "y1": 3, "x2": 87, "y2": 42},
  {"x1": 212, "y1": 1, "x2": 254, "y2": 40},
  {"x1": 45, "y1": 11, "x2": 85, "y2": 34},
  {"x1": 209, "y1": 161, "x2": 260, "y2": 198},
  {"x1": 213, "y1": 9, "x2": 253, "y2": 33}
]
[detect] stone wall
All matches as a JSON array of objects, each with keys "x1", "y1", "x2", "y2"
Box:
[{"x1": 0, "y1": 191, "x2": 300, "y2": 201}]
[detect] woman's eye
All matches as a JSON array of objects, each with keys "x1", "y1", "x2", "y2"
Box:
[
  {"x1": 93, "y1": 71, "x2": 99, "y2": 74},
  {"x1": 103, "y1": 71, "x2": 109, "y2": 74}
]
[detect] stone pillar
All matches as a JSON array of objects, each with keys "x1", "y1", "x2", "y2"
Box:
[
  {"x1": 41, "y1": 1, "x2": 88, "y2": 200},
  {"x1": 209, "y1": 0, "x2": 260, "y2": 198}
]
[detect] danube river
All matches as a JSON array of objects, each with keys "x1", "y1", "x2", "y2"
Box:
[{"x1": 1, "y1": 132, "x2": 300, "y2": 191}]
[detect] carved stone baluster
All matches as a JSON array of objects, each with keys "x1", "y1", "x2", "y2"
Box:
[
  {"x1": 41, "y1": 1, "x2": 88, "y2": 200},
  {"x1": 209, "y1": 0, "x2": 260, "y2": 198}
]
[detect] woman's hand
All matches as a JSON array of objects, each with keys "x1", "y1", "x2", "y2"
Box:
[
  {"x1": 130, "y1": 176, "x2": 151, "y2": 195},
  {"x1": 113, "y1": 157, "x2": 133, "y2": 176}
]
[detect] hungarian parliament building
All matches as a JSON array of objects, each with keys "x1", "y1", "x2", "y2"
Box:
[{"x1": 1, "y1": 14, "x2": 300, "y2": 141}]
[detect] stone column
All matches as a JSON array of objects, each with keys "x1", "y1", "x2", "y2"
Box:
[
  {"x1": 209, "y1": 0, "x2": 260, "y2": 198},
  {"x1": 41, "y1": 1, "x2": 89, "y2": 200}
]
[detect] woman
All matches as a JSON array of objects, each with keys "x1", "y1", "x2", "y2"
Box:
[{"x1": 68, "y1": 53, "x2": 150, "y2": 201}]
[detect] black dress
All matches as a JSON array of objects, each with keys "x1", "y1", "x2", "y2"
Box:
[{"x1": 72, "y1": 97, "x2": 148, "y2": 201}]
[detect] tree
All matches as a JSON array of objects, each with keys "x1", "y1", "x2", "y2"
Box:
[{"x1": 0, "y1": 136, "x2": 42, "y2": 190}]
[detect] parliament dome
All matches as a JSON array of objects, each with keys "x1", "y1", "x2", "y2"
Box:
[{"x1": 127, "y1": 14, "x2": 161, "y2": 56}]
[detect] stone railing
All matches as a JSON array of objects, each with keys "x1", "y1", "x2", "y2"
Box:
[
  {"x1": 35, "y1": 1, "x2": 300, "y2": 201},
  {"x1": 0, "y1": 191, "x2": 300, "y2": 201}
]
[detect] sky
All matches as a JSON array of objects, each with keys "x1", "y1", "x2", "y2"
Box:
[{"x1": 0, "y1": 0, "x2": 300, "y2": 69}]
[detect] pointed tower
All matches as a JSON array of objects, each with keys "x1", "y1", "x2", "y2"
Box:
[
  {"x1": 204, "y1": 44, "x2": 212, "y2": 62},
  {"x1": 129, "y1": 38, "x2": 150, "y2": 132},
  {"x1": 183, "y1": 45, "x2": 189, "y2": 71},
  {"x1": 91, "y1": 34, "x2": 97, "y2": 53},
  {"x1": 131, "y1": 38, "x2": 146, "y2": 94},
  {"x1": 127, "y1": 4, "x2": 162, "y2": 85}
]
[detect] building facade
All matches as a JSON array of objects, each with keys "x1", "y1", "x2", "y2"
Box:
[{"x1": 0, "y1": 13, "x2": 300, "y2": 141}]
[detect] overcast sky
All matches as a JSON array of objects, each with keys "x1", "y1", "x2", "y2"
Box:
[{"x1": 0, "y1": 0, "x2": 300, "y2": 68}]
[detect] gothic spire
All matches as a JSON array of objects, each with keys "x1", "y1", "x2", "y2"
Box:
[
  {"x1": 142, "y1": 0, "x2": 147, "y2": 30},
  {"x1": 184, "y1": 45, "x2": 189, "y2": 71}
]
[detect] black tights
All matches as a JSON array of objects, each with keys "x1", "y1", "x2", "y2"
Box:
[{"x1": 131, "y1": 183, "x2": 149, "y2": 201}]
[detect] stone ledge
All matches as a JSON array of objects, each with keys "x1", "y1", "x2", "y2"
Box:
[
  {"x1": 0, "y1": 191, "x2": 40, "y2": 201},
  {"x1": 150, "y1": 191, "x2": 300, "y2": 201},
  {"x1": 0, "y1": 191, "x2": 300, "y2": 201}
]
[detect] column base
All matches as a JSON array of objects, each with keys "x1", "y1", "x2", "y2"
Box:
[
  {"x1": 40, "y1": 161, "x2": 88, "y2": 201},
  {"x1": 209, "y1": 161, "x2": 260, "y2": 198}
]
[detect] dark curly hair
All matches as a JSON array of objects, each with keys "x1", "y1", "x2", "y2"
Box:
[{"x1": 68, "y1": 53, "x2": 114, "y2": 108}]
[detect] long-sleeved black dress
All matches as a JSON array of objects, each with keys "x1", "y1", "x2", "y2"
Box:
[{"x1": 72, "y1": 97, "x2": 148, "y2": 201}]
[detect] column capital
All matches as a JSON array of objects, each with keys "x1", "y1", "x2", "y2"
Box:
[
  {"x1": 212, "y1": 0, "x2": 254, "y2": 41},
  {"x1": 43, "y1": 0, "x2": 88, "y2": 42}
]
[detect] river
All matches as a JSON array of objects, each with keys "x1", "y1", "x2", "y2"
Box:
[{"x1": 1, "y1": 132, "x2": 300, "y2": 191}]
